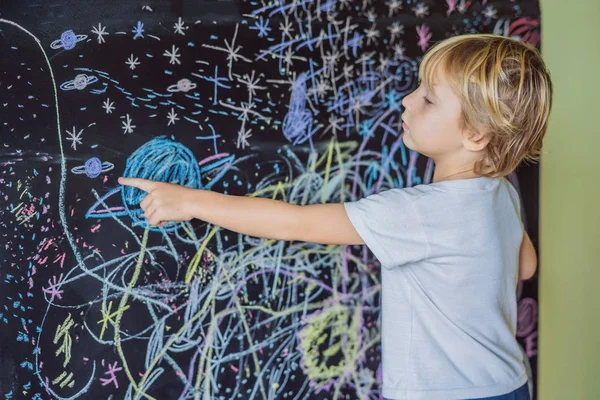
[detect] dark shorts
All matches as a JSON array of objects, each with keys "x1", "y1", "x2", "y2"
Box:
[
  {"x1": 465, "y1": 382, "x2": 530, "y2": 400},
  {"x1": 384, "y1": 381, "x2": 530, "y2": 400}
]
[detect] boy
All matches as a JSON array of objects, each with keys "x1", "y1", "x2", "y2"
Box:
[{"x1": 119, "y1": 33, "x2": 550, "y2": 399}]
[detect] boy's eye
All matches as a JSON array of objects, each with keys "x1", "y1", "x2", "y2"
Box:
[{"x1": 424, "y1": 97, "x2": 433, "y2": 105}]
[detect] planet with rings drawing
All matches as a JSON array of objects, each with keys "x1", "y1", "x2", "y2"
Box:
[
  {"x1": 60, "y1": 73, "x2": 98, "y2": 91},
  {"x1": 50, "y1": 29, "x2": 87, "y2": 50},
  {"x1": 167, "y1": 78, "x2": 197, "y2": 93},
  {"x1": 71, "y1": 157, "x2": 114, "y2": 178}
]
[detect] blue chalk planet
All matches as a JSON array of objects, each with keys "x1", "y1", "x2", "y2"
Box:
[
  {"x1": 85, "y1": 136, "x2": 235, "y2": 232},
  {"x1": 50, "y1": 29, "x2": 87, "y2": 50},
  {"x1": 71, "y1": 157, "x2": 114, "y2": 178}
]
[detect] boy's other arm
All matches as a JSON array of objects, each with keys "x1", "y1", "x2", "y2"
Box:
[{"x1": 518, "y1": 229, "x2": 537, "y2": 280}]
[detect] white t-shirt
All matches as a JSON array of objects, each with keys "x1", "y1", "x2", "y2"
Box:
[{"x1": 343, "y1": 176, "x2": 528, "y2": 400}]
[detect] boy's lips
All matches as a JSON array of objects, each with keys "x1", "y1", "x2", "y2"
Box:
[{"x1": 401, "y1": 115, "x2": 410, "y2": 131}]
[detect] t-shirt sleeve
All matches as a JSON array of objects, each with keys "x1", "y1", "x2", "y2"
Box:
[{"x1": 343, "y1": 188, "x2": 430, "y2": 269}]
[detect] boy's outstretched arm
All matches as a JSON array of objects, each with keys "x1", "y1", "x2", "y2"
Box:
[{"x1": 118, "y1": 177, "x2": 365, "y2": 246}]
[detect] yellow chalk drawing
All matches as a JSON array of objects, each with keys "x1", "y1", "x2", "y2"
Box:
[
  {"x1": 298, "y1": 303, "x2": 361, "y2": 387},
  {"x1": 53, "y1": 313, "x2": 75, "y2": 367},
  {"x1": 180, "y1": 221, "x2": 195, "y2": 239},
  {"x1": 10, "y1": 202, "x2": 24, "y2": 215},
  {"x1": 51, "y1": 372, "x2": 66, "y2": 385},
  {"x1": 184, "y1": 225, "x2": 219, "y2": 284},
  {"x1": 113, "y1": 226, "x2": 155, "y2": 400},
  {"x1": 52, "y1": 371, "x2": 75, "y2": 389},
  {"x1": 97, "y1": 300, "x2": 130, "y2": 340},
  {"x1": 136, "y1": 238, "x2": 379, "y2": 400}
]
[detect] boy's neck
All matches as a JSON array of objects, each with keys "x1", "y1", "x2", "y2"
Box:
[{"x1": 432, "y1": 160, "x2": 481, "y2": 183}]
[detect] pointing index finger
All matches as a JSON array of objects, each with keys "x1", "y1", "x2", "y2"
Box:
[{"x1": 118, "y1": 177, "x2": 155, "y2": 192}]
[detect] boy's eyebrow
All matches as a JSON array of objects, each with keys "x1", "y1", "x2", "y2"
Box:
[
  {"x1": 428, "y1": 85, "x2": 441, "y2": 100},
  {"x1": 421, "y1": 76, "x2": 441, "y2": 100},
  {"x1": 420, "y1": 72, "x2": 443, "y2": 101}
]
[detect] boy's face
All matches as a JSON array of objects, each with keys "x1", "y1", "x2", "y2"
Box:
[{"x1": 400, "y1": 67, "x2": 466, "y2": 160}]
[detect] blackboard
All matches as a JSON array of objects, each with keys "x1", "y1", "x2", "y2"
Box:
[{"x1": 0, "y1": 1, "x2": 540, "y2": 399}]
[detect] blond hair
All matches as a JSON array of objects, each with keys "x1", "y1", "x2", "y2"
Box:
[{"x1": 418, "y1": 33, "x2": 553, "y2": 177}]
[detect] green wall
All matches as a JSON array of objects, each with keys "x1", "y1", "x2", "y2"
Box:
[{"x1": 539, "y1": 1, "x2": 600, "y2": 398}]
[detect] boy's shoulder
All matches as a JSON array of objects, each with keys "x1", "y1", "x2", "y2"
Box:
[
  {"x1": 390, "y1": 176, "x2": 507, "y2": 202},
  {"x1": 370, "y1": 177, "x2": 508, "y2": 211},
  {"x1": 389, "y1": 182, "x2": 436, "y2": 200}
]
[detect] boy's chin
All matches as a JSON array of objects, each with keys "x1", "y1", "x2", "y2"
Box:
[
  {"x1": 402, "y1": 134, "x2": 416, "y2": 151},
  {"x1": 402, "y1": 135, "x2": 430, "y2": 158}
]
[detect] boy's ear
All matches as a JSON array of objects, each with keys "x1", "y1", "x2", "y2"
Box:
[{"x1": 462, "y1": 128, "x2": 491, "y2": 152}]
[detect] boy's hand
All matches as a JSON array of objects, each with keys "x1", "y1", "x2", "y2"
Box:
[{"x1": 118, "y1": 177, "x2": 200, "y2": 227}]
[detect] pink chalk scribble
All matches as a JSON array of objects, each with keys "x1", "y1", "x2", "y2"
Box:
[
  {"x1": 416, "y1": 24, "x2": 432, "y2": 52},
  {"x1": 446, "y1": 0, "x2": 458, "y2": 16},
  {"x1": 516, "y1": 297, "x2": 537, "y2": 337},
  {"x1": 42, "y1": 273, "x2": 64, "y2": 301},
  {"x1": 458, "y1": 1, "x2": 471, "y2": 13},
  {"x1": 100, "y1": 361, "x2": 123, "y2": 389},
  {"x1": 509, "y1": 17, "x2": 540, "y2": 47}
]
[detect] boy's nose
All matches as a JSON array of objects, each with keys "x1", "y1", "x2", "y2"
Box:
[
  {"x1": 401, "y1": 90, "x2": 414, "y2": 110},
  {"x1": 401, "y1": 94, "x2": 410, "y2": 110}
]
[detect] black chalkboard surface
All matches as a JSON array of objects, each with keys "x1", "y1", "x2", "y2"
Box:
[{"x1": 0, "y1": 1, "x2": 540, "y2": 399}]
